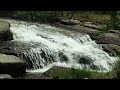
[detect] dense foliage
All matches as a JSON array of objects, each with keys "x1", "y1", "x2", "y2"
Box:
[{"x1": 0, "y1": 11, "x2": 119, "y2": 30}]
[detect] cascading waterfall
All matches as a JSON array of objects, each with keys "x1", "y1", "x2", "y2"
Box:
[{"x1": 0, "y1": 19, "x2": 119, "y2": 73}]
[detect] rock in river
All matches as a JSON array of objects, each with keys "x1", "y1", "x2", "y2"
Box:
[
  {"x1": 0, "y1": 54, "x2": 27, "y2": 77},
  {"x1": 96, "y1": 33, "x2": 120, "y2": 46},
  {"x1": 0, "y1": 21, "x2": 13, "y2": 41}
]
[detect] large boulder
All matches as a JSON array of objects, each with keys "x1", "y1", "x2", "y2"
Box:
[
  {"x1": 60, "y1": 19, "x2": 80, "y2": 25},
  {"x1": 0, "y1": 54, "x2": 27, "y2": 77},
  {"x1": 96, "y1": 33, "x2": 120, "y2": 46},
  {"x1": 0, "y1": 21, "x2": 13, "y2": 41},
  {"x1": 0, "y1": 41, "x2": 18, "y2": 56},
  {"x1": 0, "y1": 41, "x2": 30, "y2": 56}
]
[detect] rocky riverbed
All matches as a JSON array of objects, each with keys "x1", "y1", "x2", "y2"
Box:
[
  {"x1": 0, "y1": 21, "x2": 27, "y2": 79},
  {"x1": 0, "y1": 19, "x2": 120, "y2": 79}
]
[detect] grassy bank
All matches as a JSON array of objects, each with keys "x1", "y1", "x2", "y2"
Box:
[
  {"x1": 43, "y1": 57, "x2": 120, "y2": 79},
  {"x1": 47, "y1": 68, "x2": 113, "y2": 79},
  {"x1": 43, "y1": 66, "x2": 119, "y2": 79}
]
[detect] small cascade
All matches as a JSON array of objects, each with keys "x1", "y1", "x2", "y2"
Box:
[{"x1": 0, "y1": 18, "x2": 118, "y2": 73}]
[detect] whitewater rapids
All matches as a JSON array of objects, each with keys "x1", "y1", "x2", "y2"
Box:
[{"x1": 0, "y1": 18, "x2": 118, "y2": 73}]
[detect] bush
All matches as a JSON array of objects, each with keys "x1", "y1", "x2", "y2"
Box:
[{"x1": 101, "y1": 19, "x2": 120, "y2": 33}]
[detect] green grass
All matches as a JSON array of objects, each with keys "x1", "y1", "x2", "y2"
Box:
[
  {"x1": 47, "y1": 68, "x2": 113, "y2": 79},
  {"x1": 45, "y1": 57, "x2": 120, "y2": 79},
  {"x1": 112, "y1": 56, "x2": 120, "y2": 78}
]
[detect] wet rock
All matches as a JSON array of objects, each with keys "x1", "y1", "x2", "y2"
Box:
[
  {"x1": 0, "y1": 41, "x2": 17, "y2": 56},
  {"x1": 78, "y1": 57, "x2": 92, "y2": 64},
  {"x1": 0, "y1": 21, "x2": 13, "y2": 41},
  {"x1": 59, "y1": 52, "x2": 68, "y2": 62},
  {"x1": 89, "y1": 64, "x2": 100, "y2": 70},
  {"x1": 100, "y1": 44, "x2": 120, "y2": 56},
  {"x1": 0, "y1": 54, "x2": 27, "y2": 77},
  {"x1": 96, "y1": 33, "x2": 120, "y2": 46}
]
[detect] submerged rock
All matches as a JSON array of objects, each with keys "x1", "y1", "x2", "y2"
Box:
[
  {"x1": 59, "y1": 52, "x2": 68, "y2": 62},
  {"x1": 0, "y1": 54, "x2": 27, "y2": 77},
  {"x1": 78, "y1": 57, "x2": 92, "y2": 64}
]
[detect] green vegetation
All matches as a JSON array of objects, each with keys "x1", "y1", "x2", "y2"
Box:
[
  {"x1": 0, "y1": 11, "x2": 111, "y2": 22},
  {"x1": 45, "y1": 57, "x2": 120, "y2": 79},
  {"x1": 1, "y1": 11, "x2": 119, "y2": 32},
  {"x1": 101, "y1": 11, "x2": 120, "y2": 32},
  {"x1": 112, "y1": 56, "x2": 120, "y2": 78},
  {"x1": 47, "y1": 68, "x2": 113, "y2": 79},
  {"x1": 44, "y1": 56, "x2": 120, "y2": 79},
  {"x1": 2, "y1": 11, "x2": 118, "y2": 32},
  {"x1": 14, "y1": 11, "x2": 111, "y2": 23}
]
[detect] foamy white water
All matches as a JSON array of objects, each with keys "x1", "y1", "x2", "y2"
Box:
[{"x1": 0, "y1": 18, "x2": 118, "y2": 73}]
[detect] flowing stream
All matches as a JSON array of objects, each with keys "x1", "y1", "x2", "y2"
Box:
[{"x1": 0, "y1": 18, "x2": 118, "y2": 73}]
